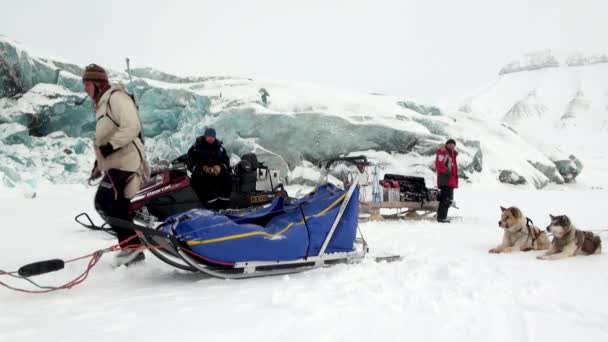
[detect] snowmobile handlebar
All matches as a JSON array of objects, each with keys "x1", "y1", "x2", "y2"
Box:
[{"x1": 318, "y1": 155, "x2": 369, "y2": 173}]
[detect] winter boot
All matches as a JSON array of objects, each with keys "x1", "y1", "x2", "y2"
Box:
[{"x1": 114, "y1": 250, "x2": 145, "y2": 267}]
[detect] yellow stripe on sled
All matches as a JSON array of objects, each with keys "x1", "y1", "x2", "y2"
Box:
[{"x1": 186, "y1": 193, "x2": 347, "y2": 246}]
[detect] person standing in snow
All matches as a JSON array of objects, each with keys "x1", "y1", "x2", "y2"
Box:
[
  {"x1": 186, "y1": 127, "x2": 232, "y2": 210},
  {"x1": 259, "y1": 88, "x2": 270, "y2": 106},
  {"x1": 435, "y1": 138, "x2": 458, "y2": 223},
  {"x1": 83, "y1": 64, "x2": 149, "y2": 266}
]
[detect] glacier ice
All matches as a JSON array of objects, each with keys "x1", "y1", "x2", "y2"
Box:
[
  {"x1": 1, "y1": 84, "x2": 94, "y2": 137},
  {"x1": 0, "y1": 80, "x2": 211, "y2": 140},
  {"x1": 0, "y1": 38, "x2": 86, "y2": 98},
  {"x1": 397, "y1": 100, "x2": 443, "y2": 116},
  {"x1": 0, "y1": 131, "x2": 94, "y2": 187},
  {"x1": 129, "y1": 79, "x2": 211, "y2": 137},
  {"x1": 0, "y1": 122, "x2": 30, "y2": 145},
  {"x1": 129, "y1": 67, "x2": 237, "y2": 84},
  {"x1": 0, "y1": 36, "x2": 596, "y2": 190}
]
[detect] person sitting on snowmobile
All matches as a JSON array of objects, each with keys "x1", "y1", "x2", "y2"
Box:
[
  {"x1": 83, "y1": 63, "x2": 150, "y2": 266},
  {"x1": 186, "y1": 128, "x2": 232, "y2": 210}
]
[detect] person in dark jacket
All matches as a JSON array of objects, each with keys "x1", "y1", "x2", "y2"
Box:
[
  {"x1": 435, "y1": 138, "x2": 459, "y2": 223},
  {"x1": 186, "y1": 128, "x2": 232, "y2": 210},
  {"x1": 259, "y1": 88, "x2": 270, "y2": 106}
]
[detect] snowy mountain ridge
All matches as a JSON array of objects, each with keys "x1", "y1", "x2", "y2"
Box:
[{"x1": 499, "y1": 49, "x2": 608, "y2": 75}]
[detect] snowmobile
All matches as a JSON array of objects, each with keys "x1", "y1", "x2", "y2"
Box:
[{"x1": 75, "y1": 152, "x2": 289, "y2": 234}]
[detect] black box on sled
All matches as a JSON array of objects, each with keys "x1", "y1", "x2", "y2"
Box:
[
  {"x1": 234, "y1": 159, "x2": 258, "y2": 193},
  {"x1": 382, "y1": 174, "x2": 439, "y2": 202}
]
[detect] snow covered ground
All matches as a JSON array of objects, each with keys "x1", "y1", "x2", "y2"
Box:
[{"x1": 2, "y1": 183, "x2": 608, "y2": 342}]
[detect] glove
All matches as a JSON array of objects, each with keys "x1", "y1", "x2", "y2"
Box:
[
  {"x1": 99, "y1": 143, "x2": 116, "y2": 158},
  {"x1": 211, "y1": 165, "x2": 222, "y2": 176},
  {"x1": 202, "y1": 165, "x2": 212, "y2": 175}
]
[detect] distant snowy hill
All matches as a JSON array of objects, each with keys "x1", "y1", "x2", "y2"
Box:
[
  {"x1": 455, "y1": 49, "x2": 608, "y2": 187},
  {"x1": 1, "y1": 37, "x2": 599, "y2": 192}
]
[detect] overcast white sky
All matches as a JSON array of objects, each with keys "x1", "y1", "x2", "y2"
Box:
[{"x1": 2, "y1": 0, "x2": 607, "y2": 102}]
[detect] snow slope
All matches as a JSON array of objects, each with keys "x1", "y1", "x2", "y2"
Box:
[
  {"x1": 454, "y1": 50, "x2": 608, "y2": 188},
  {"x1": 2, "y1": 184, "x2": 607, "y2": 342}
]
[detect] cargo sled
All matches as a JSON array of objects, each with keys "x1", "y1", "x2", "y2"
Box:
[{"x1": 106, "y1": 156, "x2": 383, "y2": 279}]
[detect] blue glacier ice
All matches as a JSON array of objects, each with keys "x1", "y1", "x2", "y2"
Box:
[{"x1": 0, "y1": 36, "x2": 585, "y2": 190}]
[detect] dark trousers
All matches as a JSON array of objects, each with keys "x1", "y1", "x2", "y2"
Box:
[
  {"x1": 436, "y1": 186, "x2": 454, "y2": 220},
  {"x1": 191, "y1": 172, "x2": 232, "y2": 210},
  {"x1": 94, "y1": 169, "x2": 141, "y2": 246}
]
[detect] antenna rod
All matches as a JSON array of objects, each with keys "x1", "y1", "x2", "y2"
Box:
[{"x1": 125, "y1": 57, "x2": 135, "y2": 96}]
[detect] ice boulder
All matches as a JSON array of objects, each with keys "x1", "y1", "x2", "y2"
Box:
[
  {"x1": 0, "y1": 122, "x2": 30, "y2": 145},
  {"x1": 499, "y1": 170, "x2": 527, "y2": 185},
  {"x1": 553, "y1": 156, "x2": 584, "y2": 183}
]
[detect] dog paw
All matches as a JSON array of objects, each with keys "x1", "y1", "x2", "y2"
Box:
[
  {"x1": 520, "y1": 247, "x2": 533, "y2": 252},
  {"x1": 536, "y1": 255, "x2": 548, "y2": 260},
  {"x1": 489, "y1": 248, "x2": 500, "y2": 254}
]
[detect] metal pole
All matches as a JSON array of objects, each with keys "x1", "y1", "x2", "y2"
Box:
[
  {"x1": 125, "y1": 57, "x2": 134, "y2": 96},
  {"x1": 317, "y1": 178, "x2": 359, "y2": 257},
  {"x1": 372, "y1": 164, "x2": 381, "y2": 202}
]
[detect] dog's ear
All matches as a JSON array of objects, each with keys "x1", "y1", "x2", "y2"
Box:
[
  {"x1": 549, "y1": 214, "x2": 556, "y2": 221},
  {"x1": 500, "y1": 206, "x2": 507, "y2": 212}
]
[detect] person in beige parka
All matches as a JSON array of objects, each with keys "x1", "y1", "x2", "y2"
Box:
[{"x1": 83, "y1": 64, "x2": 149, "y2": 266}]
